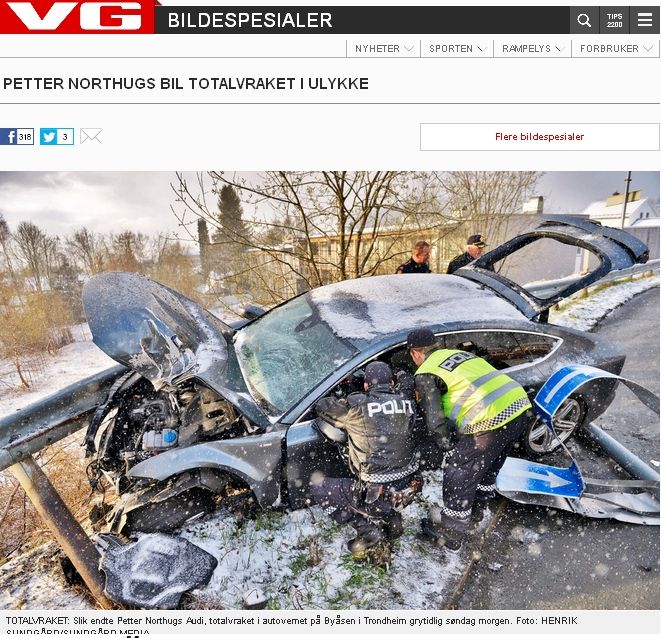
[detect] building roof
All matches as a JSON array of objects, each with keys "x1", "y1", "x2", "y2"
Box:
[
  {"x1": 629, "y1": 217, "x2": 661, "y2": 228},
  {"x1": 581, "y1": 191, "x2": 659, "y2": 226}
]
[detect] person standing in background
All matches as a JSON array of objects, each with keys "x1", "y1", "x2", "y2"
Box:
[{"x1": 396, "y1": 240, "x2": 432, "y2": 274}]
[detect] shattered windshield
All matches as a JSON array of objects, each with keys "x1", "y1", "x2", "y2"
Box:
[{"x1": 234, "y1": 295, "x2": 358, "y2": 415}]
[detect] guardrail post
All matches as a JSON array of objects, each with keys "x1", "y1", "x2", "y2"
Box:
[
  {"x1": 8, "y1": 456, "x2": 115, "y2": 609},
  {"x1": 583, "y1": 423, "x2": 661, "y2": 483}
]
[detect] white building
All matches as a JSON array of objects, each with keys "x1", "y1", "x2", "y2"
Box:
[{"x1": 581, "y1": 190, "x2": 659, "y2": 228}]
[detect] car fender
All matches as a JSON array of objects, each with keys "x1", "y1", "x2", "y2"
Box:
[{"x1": 127, "y1": 430, "x2": 283, "y2": 507}]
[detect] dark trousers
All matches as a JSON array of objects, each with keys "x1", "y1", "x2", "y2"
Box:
[
  {"x1": 310, "y1": 476, "x2": 412, "y2": 525},
  {"x1": 439, "y1": 409, "x2": 532, "y2": 535}
]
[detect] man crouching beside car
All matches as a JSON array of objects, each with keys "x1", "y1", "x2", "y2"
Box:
[
  {"x1": 407, "y1": 328, "x2": 534, "y2": 552},
  {"x1": 311, "y1": 361, "x2": 422, "y2": 554}
]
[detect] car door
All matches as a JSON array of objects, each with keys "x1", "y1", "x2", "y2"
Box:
[{"x1": 453, "y1": 215, "x2": 649, "y2": 321}]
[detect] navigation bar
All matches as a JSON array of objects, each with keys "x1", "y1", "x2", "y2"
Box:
[
  {"x1": 348, "y1": 39, "x2": 660, "y2": 59},
  {"x1": 155, "y1": 6, "x2": 659, "y2": 35}
]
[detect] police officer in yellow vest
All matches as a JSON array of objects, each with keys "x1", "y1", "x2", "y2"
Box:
[{"x1": 406, "y1": 328, "x2": 534, "y2": 551}]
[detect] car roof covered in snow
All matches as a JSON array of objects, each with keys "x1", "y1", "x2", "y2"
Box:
[{"x1": 307, "y1": 273, "x2": 527, "y2": 343}]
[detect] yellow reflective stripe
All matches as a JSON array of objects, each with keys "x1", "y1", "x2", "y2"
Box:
[
  {"x1": 449, "y1": 369, "x2": 504, "y2": 422},
  {"x1": 459, "y1": 380, "x2": 522, "y2": 426},
  {"x1": 454, "y1": 374, "x2": 511, "y2": 423}
]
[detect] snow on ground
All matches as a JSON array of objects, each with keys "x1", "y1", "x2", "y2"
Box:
[
  {"x1": 549, "y1": 274, "x2": 659, "y2": 332},
  {"x1": 0, "y1": 275, "x2": 658, "y2": 610},
  {"x1": 176, "y1": 469, "x2": 469, "y2": 610},
  {"x1": 0, "y1": 323, "x2": 116, "y2": 415}
]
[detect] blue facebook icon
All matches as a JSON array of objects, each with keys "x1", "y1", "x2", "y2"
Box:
[{"x1": 0, "y1": 129, "x2": 18, "y2": 145}]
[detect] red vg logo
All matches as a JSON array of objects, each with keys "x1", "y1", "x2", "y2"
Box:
[{"x1": 0, "y1": 0, "x2": 155, "y2": 33}]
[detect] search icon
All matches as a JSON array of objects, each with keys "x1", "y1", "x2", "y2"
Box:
[{"x1": 577, "y1": 13, "x2": 592, "y2": 27}]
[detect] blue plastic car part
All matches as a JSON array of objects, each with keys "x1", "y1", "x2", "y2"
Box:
[{"x1": 497, "y1": 365, "x2": 660, "y2": 525}]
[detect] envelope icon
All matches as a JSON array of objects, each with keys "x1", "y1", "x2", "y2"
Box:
[{"x1": 80, "y1": 128, "x2": 102, "y2": 143}]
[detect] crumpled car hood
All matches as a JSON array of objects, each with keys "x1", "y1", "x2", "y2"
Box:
[{"x1": 83, "y1": 272, "x2": 231, "y2": 389}]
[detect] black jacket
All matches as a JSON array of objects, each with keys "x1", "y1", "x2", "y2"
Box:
[
  {"x1": 446, "y1": 252, "x2": 495, "y2": 274},
  {"x1": 413, "y1": 374, "x2": 456, "y2": 452},
  {"x1": 446, "y1": 252, "x2": 473, "y2": 274},
  {"x1": 316, "y1": 386, "x2": 417, "y2": 481},
  {"x1": 396, "y1": 258, "x2": 431, "y2": 274}
]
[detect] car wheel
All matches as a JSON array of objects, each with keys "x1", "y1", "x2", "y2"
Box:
[{"x1": 523, "y1": 397, "x2": 586, "y2": 456}]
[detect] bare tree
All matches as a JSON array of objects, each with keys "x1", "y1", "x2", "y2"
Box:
[
  {"x1": 433, "y1": 171, "x2": 542, "y2": 257},
  {"x1": 12, "y1": 222, "x2": 58, "y2": 292},
  {"x1": 172, "y1": 171, "x2": 445, "y2": 304},
  {"x1": 149, "y1": 234, "x2": 198, "y2": 299},
  {"x1": 66, "y1": 227, "x2": 105, "y2": 275},
  {"x1": 106, "y1": 230, "x2": 148, "y2": 272},
  {"x1": 42, "y1": 235, "x2": 60, "y2": 289},
  {"x1": 0, "y1": 213, "x2": 18, "y2": 287}
]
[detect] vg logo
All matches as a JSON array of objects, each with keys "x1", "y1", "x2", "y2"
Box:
[{"x1": 0, "y1": 1, "x2": 153, "y2": 33}]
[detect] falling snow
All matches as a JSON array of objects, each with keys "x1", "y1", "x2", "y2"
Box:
[{"x1": 0, "y1": 276, "x2": 658, "y2": 610}]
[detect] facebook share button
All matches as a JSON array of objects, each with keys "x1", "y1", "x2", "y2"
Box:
[
  {"x1": 0, "y1": 128, "x2": 18, "y2": 145},
  {"x1": 0, "y1": 128, "x2": 35, "y2": 145}
]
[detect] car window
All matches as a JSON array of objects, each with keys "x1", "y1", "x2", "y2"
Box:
[
  {"x1": 436, "y1": 330, "x2": 560, "y2": 369},
  {"x1": 234, "y1": 295, "x2": 358, "y2": 415},
  {"x1": 293, "y1": 329, "x2": 559, "y2": 424}
]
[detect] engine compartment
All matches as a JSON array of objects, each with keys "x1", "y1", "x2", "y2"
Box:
[{"x1": 86, "y1": 373, "x2": 257, "y2": 496}]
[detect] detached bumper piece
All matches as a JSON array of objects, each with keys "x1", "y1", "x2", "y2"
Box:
[
  {"x1": 98, "y1": 533, "x2": 217, "y2": 609},
  {"x1": 497, "y1": 365, "x2": 660, "y2": 525}
]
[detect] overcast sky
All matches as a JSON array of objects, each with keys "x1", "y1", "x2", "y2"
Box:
[{"x1": 0, "y1": 171, "x2": 658, "y2": 239}]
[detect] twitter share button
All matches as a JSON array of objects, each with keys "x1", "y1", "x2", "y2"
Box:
[{"x1": 40, "y1": 128, "x2": 74, "y2": 145}]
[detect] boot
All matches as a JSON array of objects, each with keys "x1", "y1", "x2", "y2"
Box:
[
  {"x1": 347, "y1": 517, "x2": 384, "y2": 554},
  {"x1": 329, "y1": 507, "x2": 353, "y2": 525},
  {"x1": 420, "y1": 518, "x2": 463, "y2": 552},
  {"x1": 472, "y1": 496, "x2": 498, "y2": 523},
  {"x1": 382, "y1": 511, "x2": 404, "y2": 540}
]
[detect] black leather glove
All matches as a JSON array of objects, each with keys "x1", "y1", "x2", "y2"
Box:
[
  {"x1": 395, "y1": 370, "x2": 415, "y2": 396},
  {"x1": 435, "y1": 426, "x2": 457, "y2": 453}
]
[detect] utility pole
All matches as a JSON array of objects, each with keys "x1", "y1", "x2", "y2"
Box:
[{"x1": 620, "y1": 171, "x2": 632, "y2": 229}]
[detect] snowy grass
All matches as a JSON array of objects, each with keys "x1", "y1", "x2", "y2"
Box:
[
  {"x1": 177, "y1": 469, "x2": 468, "y2": 610},
  {"x1": 0, "y1": 275, "x2": 658, "y2": 610},
  {"x1": 550, "y1": 273, "x2": 659, "y2": 332},
  {"x1": 0, "y1": 324, "x2": 115, "y2": 415}
]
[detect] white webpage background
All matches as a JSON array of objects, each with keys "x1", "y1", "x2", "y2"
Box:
[{"x1": 0, "y1": 0, "x2": 658, "y2": 171}]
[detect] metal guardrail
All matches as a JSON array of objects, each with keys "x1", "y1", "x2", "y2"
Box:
[
  {"x1": 524, "y1": 260, "x2": 660, "y2": 299},
  {"x1": 0, "y1": 365, "x2": 126, "y2": 473}
]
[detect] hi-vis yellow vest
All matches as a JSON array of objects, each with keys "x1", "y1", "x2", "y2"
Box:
[{"x1": 415, "y1": 349, "x2": 531, "y2": 434}]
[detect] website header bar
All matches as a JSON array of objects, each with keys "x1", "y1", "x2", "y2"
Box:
[{"x1": 155, "y1": 6, "x2": 660, "y2": 35}]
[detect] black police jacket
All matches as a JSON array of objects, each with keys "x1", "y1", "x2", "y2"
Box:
[
  {"x1": 446, "y1": 252, "x2": 473, "y2": 274},
  {"x1": 396, "y1": 258, "x2": 431, "y2": 274},
  {"x1": 447, "y1": 252, "x2": 495, "y2": 274},
  {"x1": 316, "y1": 386, "x2": 417, "y2": 481}
]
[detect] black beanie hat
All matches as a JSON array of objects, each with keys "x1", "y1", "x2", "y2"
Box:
[{"x1": 364, "y1": 361, "x2": 393, "y2": 387}]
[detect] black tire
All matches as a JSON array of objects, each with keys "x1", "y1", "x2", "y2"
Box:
[{"x1": 523, "y1": 396, "x2": 587, "y2": 456}]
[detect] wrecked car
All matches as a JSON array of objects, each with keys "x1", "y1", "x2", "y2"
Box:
[{"x1": 70, "y1": 215, "x2": 648, "y2": 535}]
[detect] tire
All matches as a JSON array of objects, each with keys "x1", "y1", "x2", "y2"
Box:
[{"x1": 523, "y1": 397, "x2": 586, "y2": 456}]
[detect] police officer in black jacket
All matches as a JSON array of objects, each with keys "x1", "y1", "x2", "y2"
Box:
[
  {"x1": 396, "y1": 240, "x2": 432, "y2": 274},
  {"x1": 312, "y1": 361, "x2": 421, "y2": 554},
  {"x1": 446, "y1": 234, "x2": 489, "y2": 274}
]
